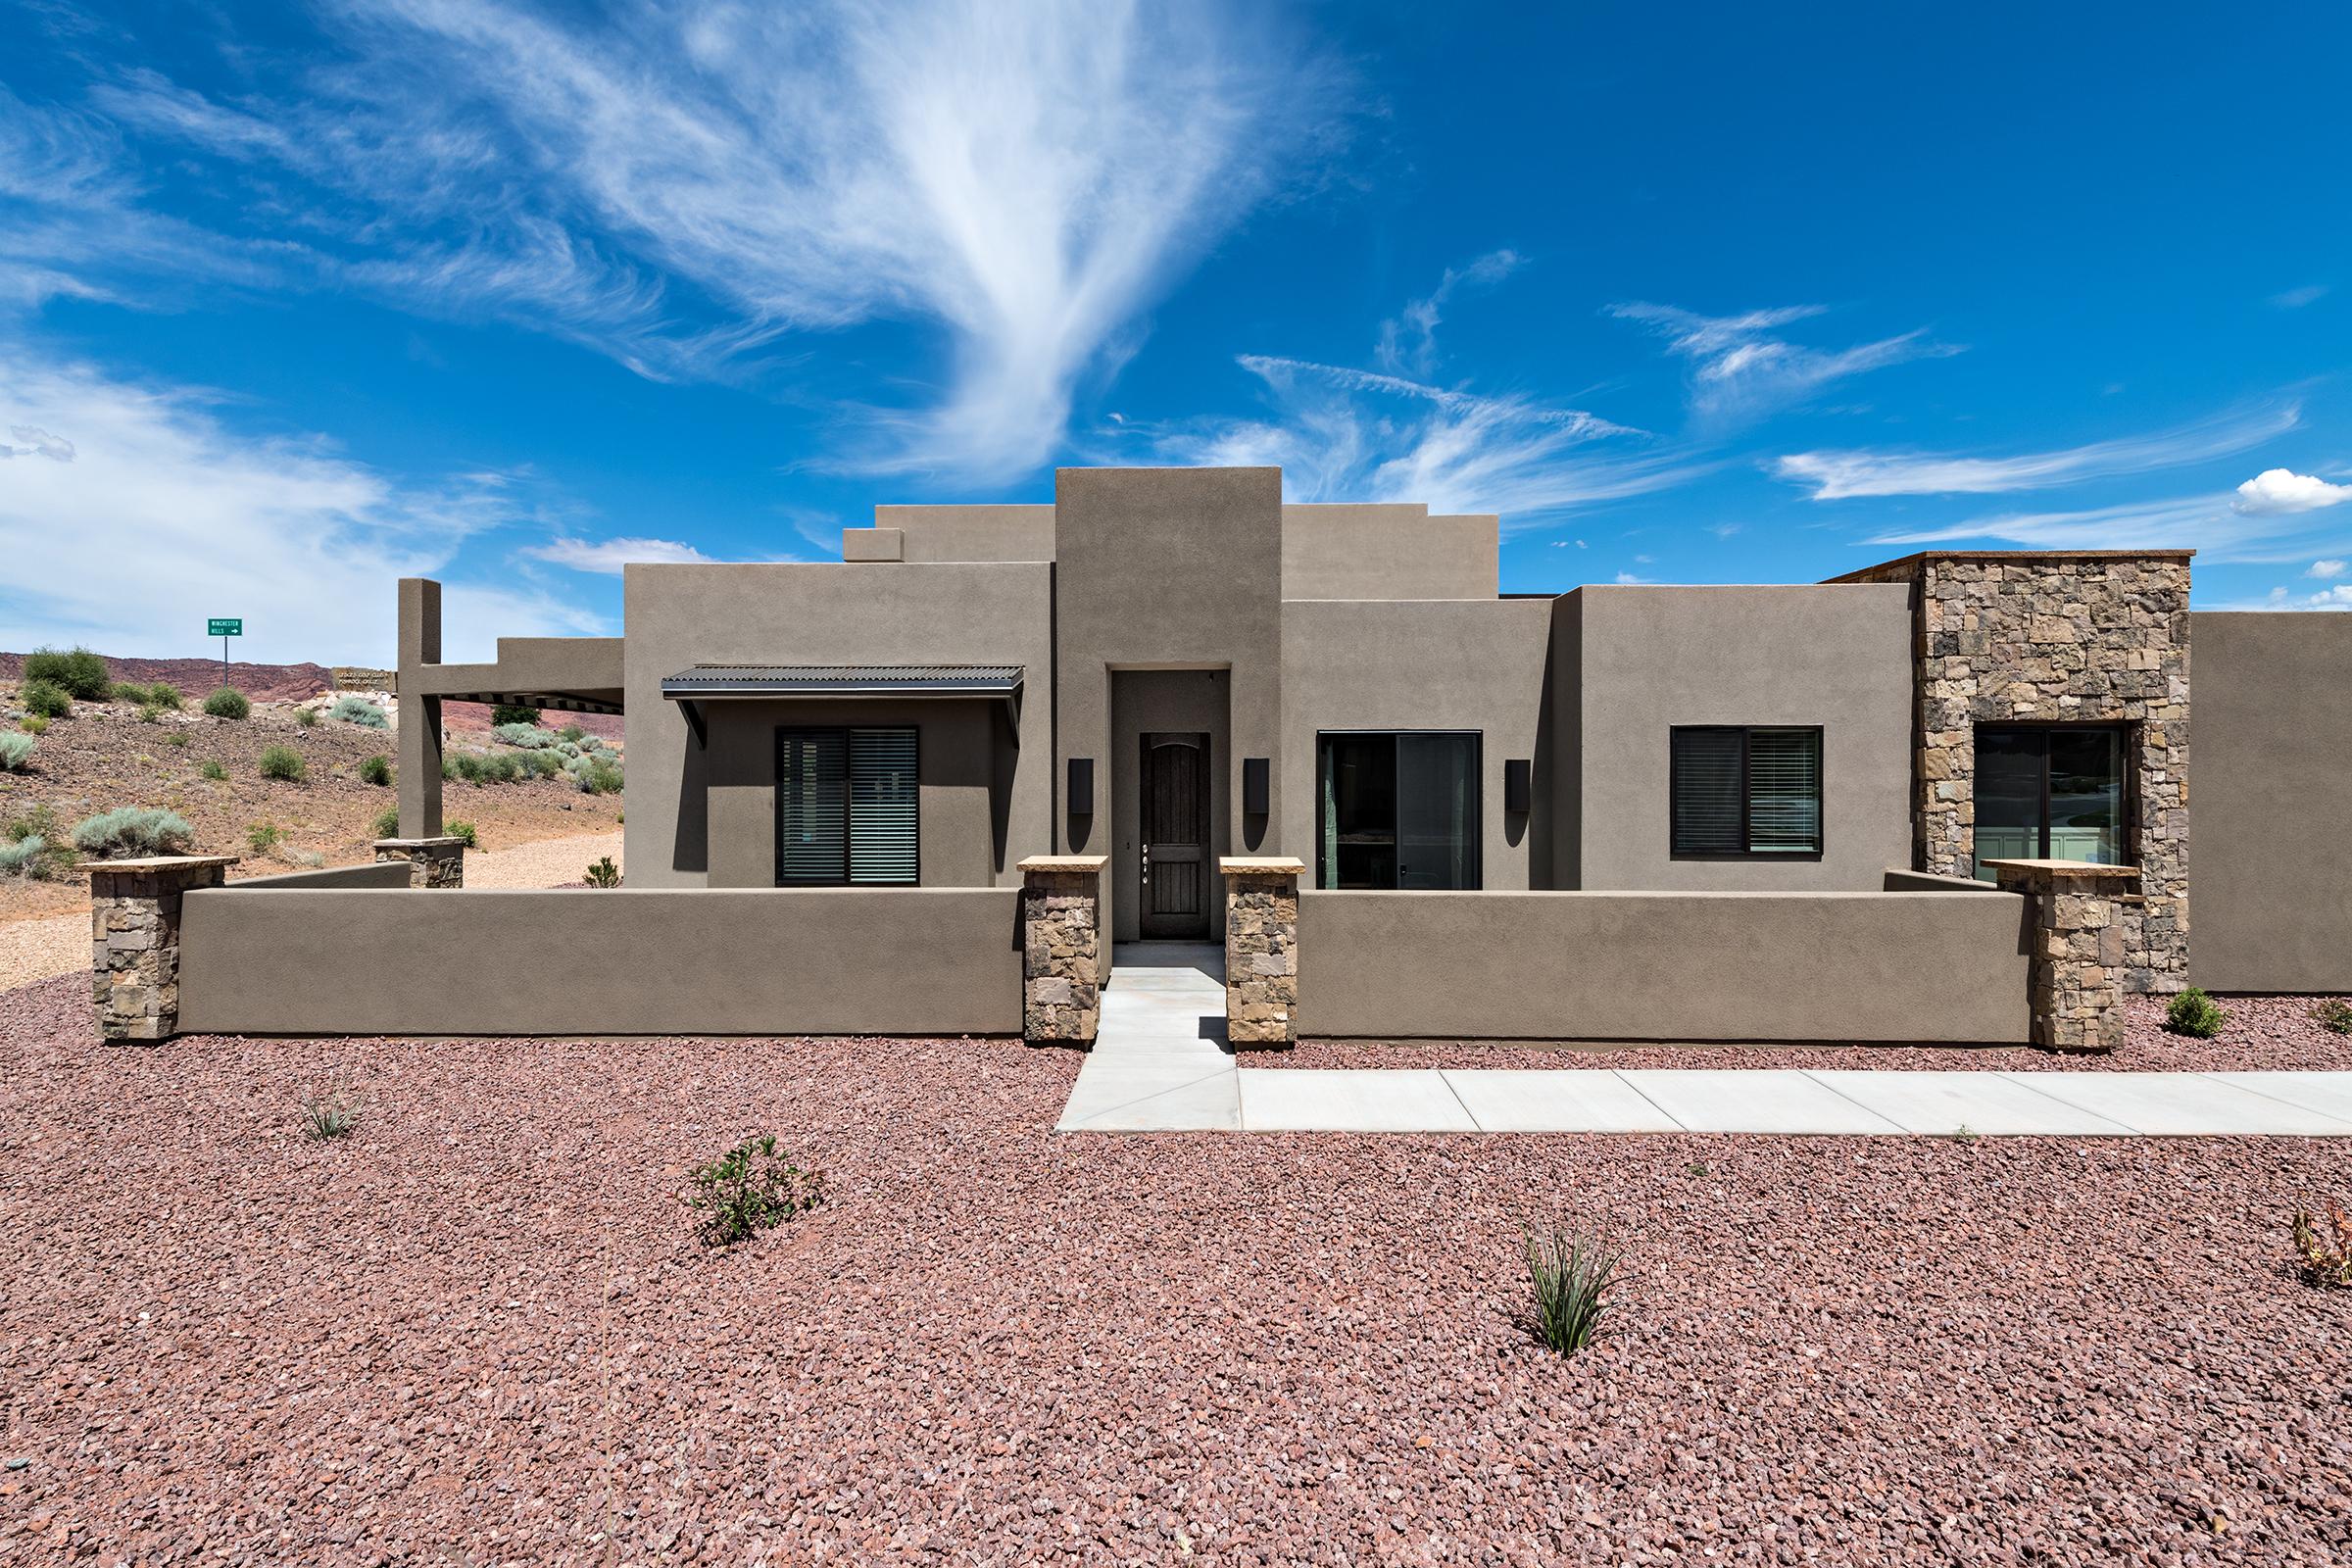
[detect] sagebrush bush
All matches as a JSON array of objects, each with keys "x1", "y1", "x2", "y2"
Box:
[
  {"x1": 585, "y1": 855, "x2": 620, "y2": 888},
  {"x1": 558, "y1": 723, "x2": 586, "y2": 743},
  {"x1": 329, "y1": 696, "x2": 389, "y2": 729},
  {"x1": 21, "y1": 679, "x2": 71, "y2": 719},
  {"x1": 70, "y1": 807, "x2": 195, "y2": 858},
  {"x1": 2165, "y1": 986, "x2": 2227, "y2": 1039},
  {"x1": 0, "y1": 835, "x2": 45, "y2": 876},
  {"x1": 2311, "y1": 999, "x2": 2352, "y2": 1036},
  {"x1": 1525, "y1": 1227, "x2": 1620, "y2": 1356},
  {"x1": 24, "y1": 646, "x2": 110, "y2": 701},
  {"x1": 145, "y1": 681, "x2": 182, "y2": 710},
  {"x1": 684, "y1": 1134, "x2": 823, "y2": 1247},
  {"x1": 492, "y1": 721, "x2": 553, "y2": 748},
  {"x1": 294, "y1": 707, "x2": 318, "y2": 728},
  {"x1": 0, "y1": 732, "x2": 33, "y2": 771},
  {"x1": 202, "y1": 686, "x2": 250, "y2": 719},
  {"x1": 521, "y1": 750, "x2": 563, "y2": 779},
  {"x1": 257, "y1": 745, "x2": 307, "y2": 782},
  {"x1": 446, "y1": 818, "x2": 478, "y2": 849},
  {"x1": 358, "y1": 754, "x2": 393, "y2": 786},
  {"x1": 569, "y1": 753, "x2": 624, "y2": 795},
  {"x1": 491, "y1": 702, "x2": 541, "y2": 727},
  {"x1": 246, "y1": 822, "x2": 283, "y2": 855},
  {"x1": 199, "y1": 759, "x2": 227, "y2": 781},
  {"x1": 371, "y1": 804, "x2": 401, "y2": 838},
  {"x1": 4, "y1": 807, "x2": 70, "y2": 879},
  {"x1": 288, "y1": 849, "x2": 324, "y2": 868}
]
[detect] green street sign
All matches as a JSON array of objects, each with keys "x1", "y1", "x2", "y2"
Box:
[{"x1": 208, "y1": 618, "x2": 242, "y2": 637}]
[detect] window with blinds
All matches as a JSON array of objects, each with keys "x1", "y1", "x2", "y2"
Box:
[
  {"x1": 776, "y1": 727, "x2": 919, "y2": 884},
  {"x1": 1669, "y1": 726, "x2": 1822, "y2": 858}
]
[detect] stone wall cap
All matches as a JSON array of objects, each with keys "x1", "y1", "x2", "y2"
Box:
[
  {"x1": 78, "y1": 854, "x2": 240, "y2": 873},
  {"x1": 1826, "y1": 548, "x2": 2194, "y2": 583},
  {"x1": 1220, "y1": 857, "x2": 1307, "y2": 876},
  {"x1": 372, "y1": 837, "x2": 470, "y2": 849},
  {"x1": 1983, "y1": 858, "x2": 2142, "y2": 879},
  {"x1": 1018, "y1": 855, "x2": 1108, "y2": 872}
]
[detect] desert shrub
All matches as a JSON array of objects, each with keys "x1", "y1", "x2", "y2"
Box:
[
  {"x1": 443, "y1": 752, "x2": 476, "y2": 782},
  {"x1": 0, "y1": 733, "x2": 33, "y2": 771},
  {"x1": 257, "y1": 745, "x2": 307, "y2": 782},
  {"x1": 301, "y1": 1092, "x2": 357, "y2": 1142},
  {"x1": 684, "y1": 1134, "x2": 823, "y2": 1248},
  {"x1": 1525, "y1": 1227, "x2": 1620, "y2": 1356},
  {"x1": 199, "y1": 759, "x2": 227, "y2": 781},
  {"x1": 288, "y1": 849, "x2": 324, "y2": 867},
  {"x1": 358, "y1": 754, "x2": 393, "y2": 787},
  {"x1": 145, "y1": 681, "x2": 182, "y2": 710},
  {"x1": 490, "y1": 703, "x2": 541, "y2": 727},
  {"x1": 2164, "y1": 986, "x2": 2227, "y2": 1039},
  {"x1": 371, "y1": 804, "x2": 401, "y2": 838},
  {"x1": 295, "y1": 707, "x2": 318, "y2": 728},
  {"x1": 2311, "y1": 1000, "x2": 2352, "y2": 1036},
  {"x1": 137, "y1": 703, "x2": 162, "y2": 724},
  {"x1": 246, "y1": 822, "x2": 283, "y2": 855},
  {"x1": 20, "y1": 714, "x2": 47, "y2": 735},
  {"x1": 21, "y1": 679, "x2": 71, "y2": 719},
  {"x1": 492, "y1": 721, "x2": 553, "y2": 748},
  {"x1": 585, "y1": 855, "x2": 620, "y2": 888},
  {"x1": 24, "y1": 646, "x2": 110, "y2": 701},
  {"x1": 558, "y1": 723, "x2": 586, "y2": 743},
  {"x1": 446, "y1": 819, "x2": 478, "y2": 849},
  {"x1": 580, "y1": 735, "x2": 611, "y2": 754},
  {"x1": 167, "y1": 730, "x2": 187, "y2": 748},
  {"x1": 203, "y1": 686, "x2": 250, "y2": 719},
  {"x1": 520, "y1": 750, "x2": 563, "y2": 779},
  {"x1": 2293, "y1": 1197, "x2": 2352, "y2": 1289},
  {"x1": 583, "y1": 760, "x2": 624, "y2": 795},
  {"x1": 330, "y1": 696, "x2": 389, "y2": 729},
  {"x1": 70, "y1": 806, "x2": 194, "y2": 858},
  {"x1": 555, "y1": 740, "x2": 581, "y2": 760},
  {"x1": 0, "y1": 835, "x2": 44, "y2": 875}
]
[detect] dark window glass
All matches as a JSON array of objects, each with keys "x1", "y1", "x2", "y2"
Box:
[
  {"x1": 1669, "y1": 729, "x2": 1745, "y2": 855},
  {"x1": 1316, "y1": 732, "x2": 1479, "y2": 890},
  {"x1": 1973, "y1": 725, "x2": 2126, "y2": 879},
  {"x1": 1670, "y1": 727, "x2": 1824, "y2": 857},
  {"x1": 777, "y1": 727, "x2": 918, "y2": 885}
]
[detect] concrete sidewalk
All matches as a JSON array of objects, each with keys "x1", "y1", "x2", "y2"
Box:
[{"x1": 1055, "y1": 959, "x2": 2352, "y2": 1136}]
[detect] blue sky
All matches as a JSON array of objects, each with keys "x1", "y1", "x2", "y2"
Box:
[{"x1": 4, "y1": 0, "x2": 2349, "y2": 662}]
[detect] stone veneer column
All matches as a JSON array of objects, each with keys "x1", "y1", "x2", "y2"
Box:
[
  {"x1": 1988, "y1": 858, "x2": 2143, "y2": 1053},
  {"x1": 82, "y1": 855, "x2": 238, "y2": 1042},
  {"x1": 1019, "y1": 856, "x2": 1105, "y2": 1045},
  {"x1": 1221, "y1": 858, "x2": 1303, "y2": 1048},
  {"x1": 373, "y1": 836, "x2": 467, "y2": 888}
]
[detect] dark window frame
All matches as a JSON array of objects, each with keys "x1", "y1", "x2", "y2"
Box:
[
  {"x1": 1668, "y1": 724, "x2": 1826, "y2": 860},
  {"x1": 1970, "y1": 720, "x2": 2135, "y2": 874},
  {"x1": 1313, "y1": 728, "x2": 1484, "y2": 891},
  {"x1": 773, "y1": 724, "x2": 921, "y2": 887}
]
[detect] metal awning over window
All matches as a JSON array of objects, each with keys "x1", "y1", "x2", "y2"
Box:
[{"x1": 661, "y1": 664, "x2": 1023, "y2": 747}]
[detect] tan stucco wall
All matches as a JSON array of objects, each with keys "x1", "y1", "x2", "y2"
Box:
[
  {"x1": 702, "y1": 698, "x2": 1012, "y2": 888},
  {"x1": 623, "y1": 562, "x2": 1052, "y2": 888},
  {"x1": 2190, "y1": 612, "x2": 2352, "y2": 992},
  {"x1": 871, "y1": 504, "x2": 1056, "y2": 563},
  {"x1": 1566, "y1": 585, "x2": 1914, "y2": 891},
  {"x1": 1280, "y1": 505, "x2": 1498, "y2": 600},
  {"x1": 177, "y1": 887, "x2": 1022, "y2": 1035},
  {"x1": 232, "y1": 862, "x2": 414, "y2": 890},
  {"x1": 1297, "y1": 889, "x2": 2032, "y2": 1042},
  {"x1": 1280, "y1": 598, "x2": 1554, "y2": 889}
]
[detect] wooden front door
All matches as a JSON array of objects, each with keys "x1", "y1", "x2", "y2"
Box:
[{"x1": 1140, "y1": 732, "x2": 1211, "y2": 939}]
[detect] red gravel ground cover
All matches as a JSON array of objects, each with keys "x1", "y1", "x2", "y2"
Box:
[
  {"x1": 4, "y1": 971, "x2": 2349, "y2": 1565},
  {"x1": 1252, "y1": 993, "x2": 2352, "y2": 1073}
]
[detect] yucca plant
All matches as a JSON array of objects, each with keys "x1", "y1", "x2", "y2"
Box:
[
  {"x1": 300, "y1": 1092, "x2": 357, "y2": 1142},
  {"x1": 1525, "y1": 1226, "x2": 1621, "y2": 1356},
  {"x1": 585, "y1": 855, "x2": 621, "y2": 888}
]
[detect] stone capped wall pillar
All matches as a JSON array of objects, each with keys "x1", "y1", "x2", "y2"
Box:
[
  {"x1": 82, "y1": 855, "x2": 238, "y2": 1042},
  {"x1": 1221, "y1": 858, "x2": 1303, "y2": 1048},
  {"x1": 1989, "y1": 858, "x2": 2142, "y2": 1053},
  {"x1": 373, "y1": 836, "x2": 466, "y2": 888},
  {"x1": 1019, "y1": 855, "x2": 1106, "y2": 1045}
]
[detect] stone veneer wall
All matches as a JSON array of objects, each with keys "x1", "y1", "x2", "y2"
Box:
[
  {"x1": 373, "y1": 836, "x2": 466, "y2": 889},
  {"x1": 86, "y1": 857, "x2": 236, "y2": 1042},
  {"x1": 1020, "y1": 857, "x2": 1104, "y2": 1044},
  {"x1": 1837, "y1": 553, "x2": 2190, "y2": 993},
  {"x1": 1991, "y1": 860, "x2": 2140, "y2": 1051},
  {"x1": 1223, "y1": 859, "x2": 1301, "y2": 1047}
]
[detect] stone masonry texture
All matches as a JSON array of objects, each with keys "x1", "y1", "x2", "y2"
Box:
[
  {"x1": 88, "y1": 859, "x2": 230, "y2": 1042},
  {"x1": 1225, "y1": 871, "x2": 1299, "y2": 1047},
  {"x1": 1839, "y1": 553, "x2": 2190, "y2": 993},
  {"x1": 374, "y1": 837, "x2": 466, "y2": 889},
  {"x1": 1022, "y1": 866, "x2": 1102, "y2": 1045},
  {"x1": 1992, "y1": 863, "x2": 2139, "y2": 1052}
]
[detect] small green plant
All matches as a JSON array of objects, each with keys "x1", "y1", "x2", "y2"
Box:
[
  {"x1": 358, "y1": 754, "x2": 393, "y2": 787},
  {"x1": 684, "y1": 1134, "x2": 824, "y2": 1247},
  {"x1": 69, "y1": 807, "x2": 195, "y2": 858},
  {"x1": 145, "y1": 681, "x2": 182, "y2": 710},
  {"x1": 203, "y1": 686, "x2": 250, "y2": 719},
  {"x1": 371, "y1": 804, "x2": 402, "y2": 838},
  {"x1": 0, "y1": 835, "x2": 45, "y2": 876},
  {"x1": 137, "y1": 703, "x2": 162, "y2": 724},
  {"x1": 246, "y1": 822, "x2": 283, "y2": 855},
  {"x1": 445, "y1": 819, "x2": 478, "y2": 849},
  {"x1": 294, "y1": 707, "x2": 318, "y2": 728},
  {"x1": 329, "y1": 696, "x2": 389, "y2": 729},
  {"x1": 199, "y1": 758, "x2": 227, "y2": 781},
  {"x1": 2165, "y1": 986, "x2": 2227, "y2": 1039},
  {"x1": 558, "y1": 723, "x2": 586, "y2": 743},
  {"x1": 492, "y1": 721, "x2": 553, "y2": 748},
  {"x1": 24, "y1": 646, "x2": 110, "y2": 701},
  {"x1": 300, "y1": 1091, "x2": 358, "y2": 1142},
  {"x1": 3, "y1": 806, "x2": 72, "y2": 879},
  {"x1": 257, "y1": 745, "x2": 307, "y2": 782},
  {"x1": 19, "y1": 714, "x2": 47, "y2": 736},
  {"x1": 2311, "y1": 999, "x2": 2352, "y2": 1036},
  {"x1": 0, "y1": 733, "x2": 33, "y2": 772},
  {"x1": 491, "y1": 702, "x2": 542, "y2": 728},
  {"x1": 287, "y1": 849, "x2": 324, "y2": 868},
  {"x1": 585, "y1": 855, "x2": 621, "y2": 888},
  {"x1": 21, "y1": 679, "x2": 71, "y2": 719},
  {"x1": 1524, "y1": 1227, "x2": 1621, "y2": 1356},
  {"x1": 166, "y1": 730, "x2": 188, "y2": 748},
  {"x1": 520, "y1": 750, "x2": 564, "y2": 779},
  {"x1": 575, "y1": 759, "x2": 624, "y2": 796}
]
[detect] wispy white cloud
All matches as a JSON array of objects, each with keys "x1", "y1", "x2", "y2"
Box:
[
  {"x1": 2231, "y1": 584, "x2": 2352, "y2": 612},
  {"x1": 0, "y1": 340, "x2": 603, "y2": 662},
  {"x1": 1374, "y1": 249, "x2": 1522, "y2": 378},
  {"x1": 522, "y1": 534, "x2": 722, "y2": 573},
  {"x1": 1864, "y1": 483, "x2": 2352, "y2": 566},
  {"x1": 2308, "y1": 559, "x2": 2347, "y2": 578},
  {"x1": 1777, "y1": 400, "x2": 2301, "y2": 500},
  {"x1": 2272, "y1": 284, "x2": 2329, "y2": 310},
  {"x1": 1605, "y1": 301, "x2": 1956, "y2": 422},
  {"x1": 2233, "y1": 466, "x2": 2352, "y2": 515}
]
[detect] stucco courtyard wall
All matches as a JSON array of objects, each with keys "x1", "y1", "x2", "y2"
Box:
[
  {"x1": 1298, "y1": 889, "x2": 2032, "y2": 1043},
  {"x1": 175, "y1": 888, "x2": 1021, "y2": 1036}
]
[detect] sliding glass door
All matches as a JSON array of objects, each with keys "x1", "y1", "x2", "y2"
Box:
[
  {"x1": 1973, "y1": 725, "x2": 2126, "y2": 879},
  {"x1": 1317, "y1": 732, "x2": 1481, "y2": 890}
]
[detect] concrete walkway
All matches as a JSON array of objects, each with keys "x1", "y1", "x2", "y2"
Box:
[{"x1": 1055, "y1": 956, "x2": 2352, "y2": 1136}]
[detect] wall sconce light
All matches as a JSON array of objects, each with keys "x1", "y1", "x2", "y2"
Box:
[
  {"x1": 1067, "y1": 757, "x2": 1094, "y2": 816},
  {"x1": 1243, "y1": 757, "x2": 1270, "y2": 815},
  {"x1": 1504, "y1": 758, "x2": 1532, "y2": 814}
]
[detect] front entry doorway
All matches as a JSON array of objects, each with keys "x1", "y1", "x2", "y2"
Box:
[{"x1": 1139, "y1": 732, "x2": 1211, "y2": 939}]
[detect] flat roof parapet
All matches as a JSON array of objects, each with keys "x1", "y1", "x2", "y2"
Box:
[{"x1": 1826, "y1": 548, "x2": 2196, "y2": 584}]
